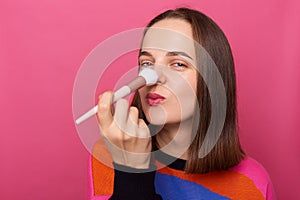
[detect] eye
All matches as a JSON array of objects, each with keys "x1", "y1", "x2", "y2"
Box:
[
  {"x1": 171, "y1": 62, "x2": 187, "y2": 70},
  {"x1": 140, "y1": 61, "x2": 153, "y2": 68}
]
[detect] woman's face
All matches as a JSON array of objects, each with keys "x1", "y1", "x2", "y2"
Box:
[{"x1": 138, "y1": 18, "x2": 198, "y2": 125}]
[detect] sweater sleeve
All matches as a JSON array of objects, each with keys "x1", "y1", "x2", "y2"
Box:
[{"x1": 109, "y1": 163, "x2": 162, "y2": 200}]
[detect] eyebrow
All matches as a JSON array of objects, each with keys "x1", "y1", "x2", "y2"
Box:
[
  {"x1": 166, "y1": 51, "x2": 193, "y2": 60},
  {"x1": 139, "y1": 50, "x2": 193, "y2": 60},
  {"x1": 139, "y1": 51, "x2": 153, "y2": 58}
]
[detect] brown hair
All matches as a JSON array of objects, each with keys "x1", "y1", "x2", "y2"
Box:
[{"x1": 131, "y1": 7, "x2": 245, "y2": 174}]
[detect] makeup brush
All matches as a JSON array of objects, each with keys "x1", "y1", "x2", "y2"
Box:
[{"x1": 75, "y1": 68, "x2": 158, "y2": 125}]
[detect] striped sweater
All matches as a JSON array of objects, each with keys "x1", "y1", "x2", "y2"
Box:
[{"x1": 89, "y1": 140, "x2": 275, "y2": 200}]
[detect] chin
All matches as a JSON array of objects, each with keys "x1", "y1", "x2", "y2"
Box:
[
  {"x1": 145, "y1": 113, "x2": 167, "y2": 125},
  {"x1": 142, "y1": 105, "x2": 168, "y2": 125},
  {"x1": 147, "y1": 119, "x2": 166, "y2": 126}
]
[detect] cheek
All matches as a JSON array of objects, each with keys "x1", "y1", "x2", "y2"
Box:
[
  {"x1": 169, "y1": 74, "x2": 198, "y2": 120},
  {"x1": 137, "y1": 87, "x2": 149, "y2": 115},
  {"x1": 171, "y1": 91, "x2": 196, "y2": 121},
  {"x1": 137, "y1": 87, "x2": 147, "y2": 105}
]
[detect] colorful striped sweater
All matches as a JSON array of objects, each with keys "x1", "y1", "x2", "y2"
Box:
[{"x1": 89, "y1": 140, "x2": 276, "y2": 200}]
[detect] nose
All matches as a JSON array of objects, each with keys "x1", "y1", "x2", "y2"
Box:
[{"x1": 152, "y1": 64, "x2": 167, "y2": 85}]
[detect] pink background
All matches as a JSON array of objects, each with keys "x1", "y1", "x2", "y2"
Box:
[{"x1": 1, "y1": 0, "x2": 299, "y2": 199}]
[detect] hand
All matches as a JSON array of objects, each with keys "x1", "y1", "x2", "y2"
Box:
[{"x1": 97, "y1": 91, "x2": 152, "y2": 169}]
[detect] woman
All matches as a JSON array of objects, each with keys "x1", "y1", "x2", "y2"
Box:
[{"x1": 91, "y1": 7, "x2": 275, "y2": 200}]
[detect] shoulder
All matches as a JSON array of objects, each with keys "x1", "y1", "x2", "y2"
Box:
[
  {"x1": 230, "y1": 156, "x2": 270, "y2": 180},
  {"x1": 230, "y1": 156, "x2": 276, "y2": 200}
]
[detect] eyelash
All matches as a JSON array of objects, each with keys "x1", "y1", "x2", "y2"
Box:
[
  {"x1": 171, "y1": 62, "x2": 187, "y2": 70},
  {"x1": 140, "y1": 60, "x2": 187, "y2": 70},
  {"x1": 140, "y1": 61, "x2": 153, "y2": 67}
]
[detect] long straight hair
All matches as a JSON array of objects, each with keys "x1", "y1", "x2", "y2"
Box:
[{"x1": 131, "y1": 7, "x2": 245, "y2": 174}]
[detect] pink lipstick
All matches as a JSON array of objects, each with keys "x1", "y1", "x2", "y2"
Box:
[{"x1": 146, "y1": 93, "x2": 165, "y2": 106}]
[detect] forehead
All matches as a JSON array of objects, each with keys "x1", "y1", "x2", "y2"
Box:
[
  {"x1": 141, "y1": 20, "x2": 196, "y2": 62},
  {"x1": 148, "y1": 18, "x2": 193, "y2": 38}
]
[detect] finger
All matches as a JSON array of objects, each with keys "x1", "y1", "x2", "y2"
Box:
[
  {"x1": 125, "y1": 106, "x2": 139, "y2": 137},
  {"x1": 138, "y1": 118, "x2": 148, "y2": 128},
  {"x1": 114, "y1": 98, "x2": 129, "y2": 132},
  {"x1": 97, "y1": 91, "x2": 114, "y2": 129},
  {"x1": 137, "y1": 119, "x2": 151, "y2": 138},
  {"x1": 128, "y1": 106, "x2": 139, "y2": 126}
]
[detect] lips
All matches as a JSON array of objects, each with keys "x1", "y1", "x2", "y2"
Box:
[{"x1": 146, "y1": 93, "x2": 165, "y2": 106}]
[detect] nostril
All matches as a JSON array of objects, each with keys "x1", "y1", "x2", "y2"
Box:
[
  {"x1": 156, "y1": 75, "x2": 166, "y2": 85},
  {"x1": 151, "y1": 65, "x2": 167, "y2": 85}
]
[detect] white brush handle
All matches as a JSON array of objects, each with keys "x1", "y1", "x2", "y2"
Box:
[
  {"x1": 75, "y1": 68, "x2": 158, "y2": 125},
  {"x1": 75, "y1": 86, "x2": 130, "y2": 125},
  {"x1": 75, "y1": 106, "x2": 99, "y2": 125}
]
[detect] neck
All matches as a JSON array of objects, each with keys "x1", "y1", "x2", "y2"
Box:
[{"x1": 155, "y1": 117, "x2": 195, "y2": 160}]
